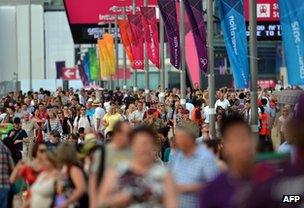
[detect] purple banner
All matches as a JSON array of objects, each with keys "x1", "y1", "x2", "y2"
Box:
[
  {"x1": 55, "y1": 61, "x2": 65, "y2": 79},
  {"x1": 158, "y1": 0, "x2": 180, "y2": 69},
  {"x1": 184, "y1": 0, "x2": 208, "y2": 73}
]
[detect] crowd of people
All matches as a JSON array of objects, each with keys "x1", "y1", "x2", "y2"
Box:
[{"x1": 0, "y1": 85, "x2": 303, "y2": 208}]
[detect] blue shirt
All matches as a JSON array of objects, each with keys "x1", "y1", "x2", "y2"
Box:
[{"x1": 169, "y1": 145, "x2": 219, "y2": 208}]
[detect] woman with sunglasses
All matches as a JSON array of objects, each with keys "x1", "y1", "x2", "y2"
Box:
[{"x1": 10, "y1": 143, "x2": 48, "y2": 207}]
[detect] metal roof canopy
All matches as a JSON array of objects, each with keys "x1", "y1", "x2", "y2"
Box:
[{"x1": 0, "y1": 0, "x2": 44, "y2": 6}]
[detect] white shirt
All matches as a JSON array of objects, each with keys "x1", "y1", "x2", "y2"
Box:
[
  {"x1": 215, "y1": 99, "x2": 230, "y2": 110},
  {"x1": 93, "y1": 107, "x2": 106, "y2": 132},
  {"x1": 104, "y1": 101, "x2": 111, "y2": 112},
  {"x1": 186, "y1": 103, "x2": 195, "y2": 118},
  {"x1": 129, "y1": 110, "x2": 145, "y2": 123},
  {"x1": 203, "y1": 106, "x2": 209, "y2": 124},
  {"x1": 73, "y1": 115, "x2": 91, "y2": 130}
]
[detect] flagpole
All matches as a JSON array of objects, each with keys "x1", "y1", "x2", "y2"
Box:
[
  {"x1": 107, "y1": 23, "x2": 113, "y2": 90},
  {"x1": 122, "y1": 7, "x2": 127, "y2": 89},
  {"x1": 207, "y1": 0, "x2": 216, "y2": 139},
  {"x1": 115, "y1": 15, "x2": 119, "y2": 89},
  {"x1": 132, "y1": 0, "x2": 138, "y2": 91},
  {"x1": 249, "y1": 0, "x2": 259, "y2": 135},
  {"x1": 144, "y1": 0, "x2": 150, "y2": 100},
  {"x1": 159, "y1": 13, "x2": 165, "y2": 102},
  {"x1": 29, "y1": 0, "x2": 33, "y2": 91},
  {"x1": 179, "y1": 0, "x2": 186, "y2": 106}
]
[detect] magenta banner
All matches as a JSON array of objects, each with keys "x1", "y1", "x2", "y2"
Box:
[
  {"x1": 158, "y1": 0, "x2": 180, "y2": 69},
  {"x1": 128, "y1": 14, "x2": 144, "y2": 70},
  {"x1": 184, "y1": 0, "x2": 208, "y2": 73},
  {"x1": 64, "y1": 0, "x2": 157, "y2": 24},
  {"x1": 140, "y1": 7, "x2": 160, "y2": 69}
]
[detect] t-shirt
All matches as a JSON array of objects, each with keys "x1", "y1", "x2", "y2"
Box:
[
  {"x1": 7, "y1": 129, "x2": 28, "y2": 151},
  {"x1": 22, "y1": 120, "x2": 39, "y2": 139},
  {"x1": 215, "y1": 99, "x2": 230, "y2": 110},
  {"x1": 128, "y1": 110, "x2": 145, "y2": 125},
  {"x1": 73, "y1": 115, "x2": 91, "y2": 130},
  {"x1": 93, "y1": 107, "x2": 106, "y2": 132}
]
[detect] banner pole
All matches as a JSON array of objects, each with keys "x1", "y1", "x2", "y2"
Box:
[
  {"x1": 207, "y1": 0, "x2": 216, "y2": 139},
  {"x1": 159, "y1": 13, "x2": 165, "y2": 101},
  {"x1": 107, "y1": 23, "x2": 113, "y2": 90},
  {"x1": 179, "y1": 0, "x2": 186, "y2": 106},
  {"x1": 249, "y1": 0, "x2": 259, "y2": 135},
  {"x1": 144, "y1": 0, "x2": 150, "y2": 100},
  {"x1": 122, "y1": 7, "x2": 127, "y2": 89},
  {"x1": 115, "y1": 15, "x2": 119, "y2": 89},
  {"x1": 29, "y1": 0, "x2": 33, "y2": 91},
  {"x1": 132, "y1": 0, "x2": 138, "y2": 91}
]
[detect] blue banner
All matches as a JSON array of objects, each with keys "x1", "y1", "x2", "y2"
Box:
[
  {"x1": 279, "y1": 0, "x2": 304, "y2": 86},
  {"x1": 218, "y1": 0, "x2": 249, "y2": 89},
  {"x1": 83, "y1": 53, "x2": 91, "y2": 82}
]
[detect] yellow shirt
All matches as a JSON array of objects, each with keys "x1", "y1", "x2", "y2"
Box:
[{"x1": 103, "y1": 113, "x2": 123, "y2": 135}]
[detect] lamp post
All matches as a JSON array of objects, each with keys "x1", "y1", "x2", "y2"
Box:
[
  {"x1": 159, "y1": 12, "x2": 165, "y2": 103},
  {"x1": 207, "y1": 0, "x2": 216, "y2": 139},
  {"x1": 179, "y1": 0, "x2": 186, "y2": 106},
  {"x1": 144, "y1": 0, "x2": 150, "y2": 100},
  {"x1": 132, "y1": 0, "x2": 137, "y2": 91},
  {"x1": 249, "y1": 0, "x2": 259, "y2": 135},
  {"x1": 29, "y1": 0, "x2": 33, "y2": 91}
]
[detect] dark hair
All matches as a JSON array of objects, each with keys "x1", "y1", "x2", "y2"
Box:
[
  {"x1": 129, "y1": 125, "x2": 158, "y2": 145},
  {"x1": 260, "y1": 106, "x2": 265, "y2": 114},
  {"x1": 13, "y1": 117, "x2": 21, "y2": 124},
  {"x1": 239, "y1": 93, "x2": 245, "y2": 100},
  {"x1": 50, "y1": 130, "x2": 60, "y2": 138},
  {"x1": 261, "y1": 98, "x2": 268, "y2": 106},
  {"x1": 68, "y1": 133, "x2": 78, "y2": 141},
  {"x1": 78, "y1": 127, "x2": 85, "y2": 134},
  {"x1": 194, "y1": 99, "x2": 202, "y2": 107},
  {"x1": 220, "y1": 113, "x2": 251, "y2": 137},
  {"x1": 204, "y1": 139, "x2": 221, "y2": 155}
]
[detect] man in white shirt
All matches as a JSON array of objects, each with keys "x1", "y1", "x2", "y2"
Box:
[
  {"x1": 92, "y1": 101, "x2": 106, "y2": 134},
  {"x1": 73, "y1": 106, "x2": 92, "y2": 133},
  {"x1": 215, "y1": 90, "x2": 230, "y2": 110},
  {"x1": 185, "y1": 102, "x2": 195, "y2": 119},
  {"x1": 129, "y1": 101, "x2": 145, "y2": 126}
]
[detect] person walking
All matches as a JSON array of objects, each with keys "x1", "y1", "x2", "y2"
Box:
[
  {"x1": 0, "y1": 139, "x2": 14, "y2": 208},
  {"x1": 169, "y1": 121, "x2": 219, "y2": 208}
]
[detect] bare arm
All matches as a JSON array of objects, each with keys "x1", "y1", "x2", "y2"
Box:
[
  {"x1": 163, "y1": 172, "x2": 178, "y2": 208},
  {"x1": 63, "y1": 166, "x2": 86, "y2": 207},
  {"x1": 177, "y1": 184, "x2": 204, "y2": 194},
  {"x1": 98, "y1": 170, "x2": 131, "y2": 207},
  {"x1": 10, "y1": 162, "x2": 21, "y2": 183}
]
